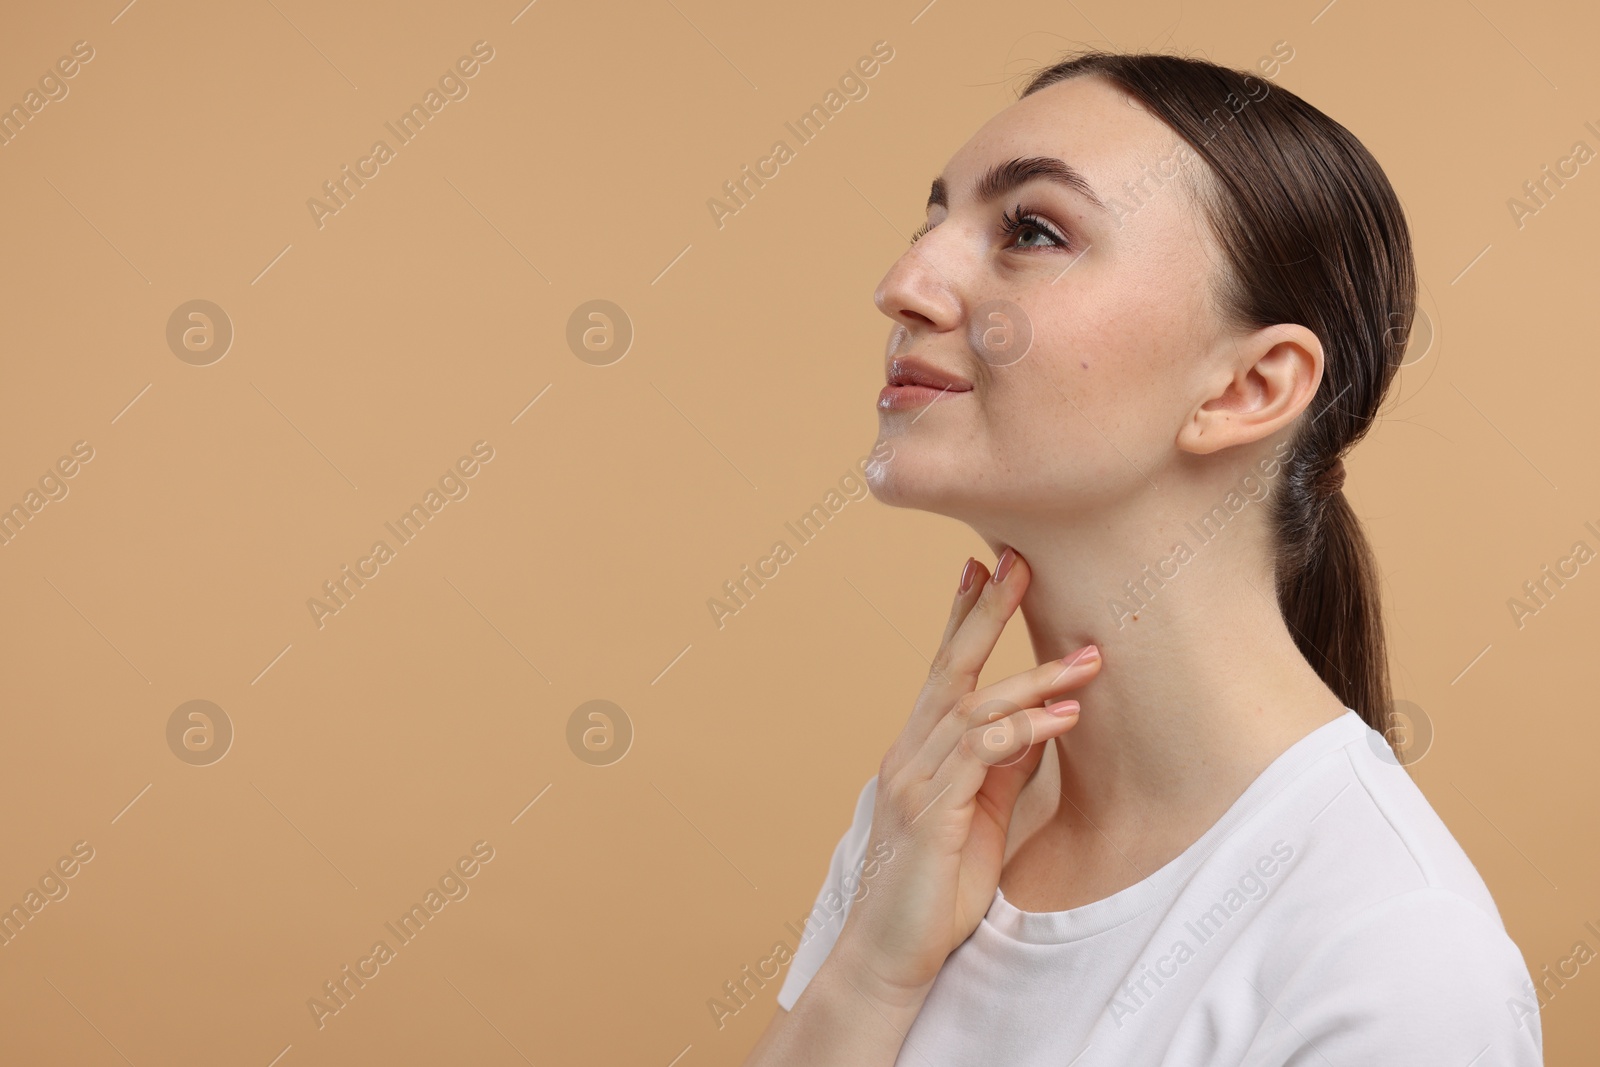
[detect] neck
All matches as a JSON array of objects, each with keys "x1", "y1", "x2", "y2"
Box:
[{"x1": 972, "y1": 502, "x2": 1349, "y2": 851}]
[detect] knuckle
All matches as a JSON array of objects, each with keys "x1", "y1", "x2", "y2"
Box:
[
  {"x1": 961, "y1": 693, "x2": 1013, "y2": 728},
  {"x1": 876, "y1": 769, "x2": 899, "y2": 807},
  {"x1": 950, "y1": 692, "x2": 982, "y2": 724},
  {"x1": 929, "y1": 647, "x2": 970, "y2": 688},
  {"x1": 879, "y1": 777, "x2": 913, "y2": 828},
  {"x1": 963, "y1": 723, "x2": 1008, "y2": 765},
  {"x1": 963, "y1": 710, "x2": 1028, "y2": 766}
]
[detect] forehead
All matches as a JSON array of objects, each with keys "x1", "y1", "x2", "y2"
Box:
[{"x1": 941, "y1": 74, "x2": 1200, "y2": 209}]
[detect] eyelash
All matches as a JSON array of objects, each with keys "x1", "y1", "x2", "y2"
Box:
[
  {"x1": 908, "y1": 204, "x2": 1071, "y2": 250},
  {"x1": 1000, "y1": 205, "x2": 1070, "y2": 250}
]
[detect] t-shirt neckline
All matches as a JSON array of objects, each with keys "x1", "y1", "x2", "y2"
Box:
[{"x1": 982, "y1": 708, "x2": 1368, "y2": 945}]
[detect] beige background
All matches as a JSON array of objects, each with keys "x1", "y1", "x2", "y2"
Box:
[{"x1": 0, "y1": 0, "x2": 1595, "y2": 1063}]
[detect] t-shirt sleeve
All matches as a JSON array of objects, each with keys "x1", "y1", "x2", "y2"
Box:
[
  {"x1": 775, "y1": 774, "x2": 879, "y2": 1012},
  {"x1": 1242, "y1": 886, "x2": 1544, "y2": 1066}
]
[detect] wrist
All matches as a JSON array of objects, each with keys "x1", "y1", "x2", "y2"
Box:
[{"x1": 820, "y1": 934, "x2": 936, "y2": 1024}]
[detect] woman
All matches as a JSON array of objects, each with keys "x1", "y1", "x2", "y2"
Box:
[{"x1": 742, "y1": 51, "x2": 1542, "y2": 1066}]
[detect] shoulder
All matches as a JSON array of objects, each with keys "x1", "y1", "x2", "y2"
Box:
[
  {"x1": 1235, "y1": 720, "x2": 1542, "y2": 1062},
  {"x1": 1336, "y1": 723, "x2": 1507, "y2": 915},
  {"x1": 1242, "y1": 887, "x2": 1542, "y2": 1065},
  {"x1": 1271, "y1": 715, "x2": 1508, "y2": 923}
]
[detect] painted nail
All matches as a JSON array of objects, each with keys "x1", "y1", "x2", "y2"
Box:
[
  {"x1": 958, "y1": 557, "x2": 978, "y2": 594},
  {"x1": 1046, "y1": 699, "x2": 1080, "y2": 716},
  {"x1": 1063, "y1": 644, "x2": 1100, "y2": 668},
  {"x1": 992, "y1": 546, "x2": 1017, "y2": 584}
]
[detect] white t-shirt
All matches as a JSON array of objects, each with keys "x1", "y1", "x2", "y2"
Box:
[{"x1": 776, "y1": 709, "x2": 1544, "y2": 1065}]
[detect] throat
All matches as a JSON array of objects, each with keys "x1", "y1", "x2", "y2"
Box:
[
  {"x1": 997, "y1": 815, "x2": 1149, "y2": 914},
  {"x1": 995, "y1": 741, "x2": 1155, "y2": 914}
]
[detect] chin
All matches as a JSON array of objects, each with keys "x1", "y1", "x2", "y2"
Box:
[
  {"x1": 864, "y1": 464, "x2": 910, "y2": 508},
  {"x1": 864, "y1": 446, "x2": 972, "y2": 516}
]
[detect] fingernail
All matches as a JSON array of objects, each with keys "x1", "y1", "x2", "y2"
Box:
[
  {"x1": 1063, "y1": 644, "x2": 1100, "y2": 667},
  {"x1": 958, "y1": 557, "x2": 978, "y2": 594},
  {"x1": 1046, "y1": 699, "x2": 1080, "y2": 716},
  {"x1": 992, "y1": 546, "x2": 1016, "y2": 584}
]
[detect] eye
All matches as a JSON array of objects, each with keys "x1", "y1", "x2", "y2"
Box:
[
  {"x1": 909, "y1": 220, "x2": 931, "y2": 244},
  {"x1": 999, "y1": 204, "x2": 1070, "y2": 250}
]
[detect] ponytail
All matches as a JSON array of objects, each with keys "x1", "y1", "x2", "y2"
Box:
[{"x1": 1277, "y1": 480, "x2": 1393, "y2": 742}]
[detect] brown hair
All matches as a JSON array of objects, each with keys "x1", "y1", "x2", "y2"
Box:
[{"x1": 1021, "y1": 51, "x2": 1411, "y2": 749}]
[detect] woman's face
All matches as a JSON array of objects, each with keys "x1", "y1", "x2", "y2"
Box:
[{"x1": 867, "y1": 74, "x2": 1242, "y2": 521}]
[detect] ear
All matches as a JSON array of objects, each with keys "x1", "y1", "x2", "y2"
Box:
[{"x1": 1176, "y1": 323, "x2": 1324, "y2": 457}]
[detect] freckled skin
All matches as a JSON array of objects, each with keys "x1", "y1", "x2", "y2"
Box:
[{"x1": 864, "y1": 75, "x2": 1308, "y2": 525}]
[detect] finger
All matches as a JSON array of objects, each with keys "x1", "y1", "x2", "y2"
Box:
[
  {"x1": 974, "y1": 704, "x2": 1073, "y2": 827},
  {"x1": 906, "y1": 701, "x2": 1082, "y2": 832},
  {"x1": 891, "y1": 555, "x2": 992, "y2": 758},
  {"x1": 905, "y1": 548, "x2": 1028, "y2": 746},
  {"x1": 921, "y1": 556, "x2": 990, "y2": 701},
  {"x1": 935, "y1": 556, "x2": 989, "y2": 656},
  {"x1": 933, "y1": 546, "x2": 1031, "y2": 694},
  {"x1": 977, "y1": 644, "x2": 1101, "y2": 724},
  {"x1": 906, "y1": 646, "x2": 1100, "y2": 782}
]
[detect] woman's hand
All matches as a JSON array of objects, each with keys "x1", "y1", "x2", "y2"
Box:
[{"x1": 833, "y1": 546, "x2": 1101, "y2": 1008}]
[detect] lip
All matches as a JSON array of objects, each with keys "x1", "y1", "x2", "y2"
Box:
[
  {"x1": 879, "y1": 356, "x2": 973, "y2": 412},
  {"x1": 886, "y1": 356, "x2": 973, "y2": 391}
]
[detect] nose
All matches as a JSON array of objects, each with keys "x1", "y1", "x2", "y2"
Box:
[{"x1": 873, "y1": 238, "x2": 963, "y2": 336}]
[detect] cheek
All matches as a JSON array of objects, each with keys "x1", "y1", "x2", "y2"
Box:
[
  {"x1": 984, "y1": 313, "x2": 1105, "y2": 418},
  {"x1": 974, "y1": 365, "x2": 1087, "y2": 474},
  {"x1": 981, "y1": 322, "x2": 1166, "y2": 472},
  {"x1": 1024, "y1": 288, "x2": 1189, "y2": 412}
]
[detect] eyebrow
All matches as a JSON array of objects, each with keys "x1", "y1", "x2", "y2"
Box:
[{"x1": 926, "y1": 155, "x2": 1106, "y2": 212}]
